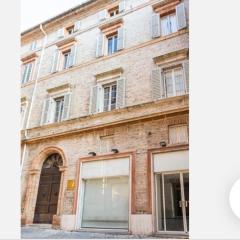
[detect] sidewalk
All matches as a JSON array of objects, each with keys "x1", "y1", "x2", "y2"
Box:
[{"x1": 21, "y1": 225, "x2": 162, "y2": 239}]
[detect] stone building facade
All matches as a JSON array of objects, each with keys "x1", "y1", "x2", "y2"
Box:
[{"x1": 21, "y1": 0, "x2": 189, "y2": 237}]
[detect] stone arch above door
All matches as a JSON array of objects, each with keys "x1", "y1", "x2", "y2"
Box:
[{"x1": 22, "y1": 146, "x2": 68, "y2": 225}]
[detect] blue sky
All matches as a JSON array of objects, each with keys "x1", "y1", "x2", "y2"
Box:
[{"x1": 21, "y1": 0, "x2": 87, "y2": 31}]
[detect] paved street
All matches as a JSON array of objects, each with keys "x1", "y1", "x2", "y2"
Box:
[{"x1": 21, "y1": 225, "x2": 163, "y2": 239}]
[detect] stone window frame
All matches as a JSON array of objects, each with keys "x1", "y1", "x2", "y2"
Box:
[
  {"x1": 151, "y1": 0, "x2": 187, "y2": 38},
  {"x1": 97, "y1": 19, "x2": 125, "y2": 57},
  {"x1": 152, "y1": 48, "x2": 189, "y2": 100},
  {"x1": 21, "y1": 52, "x2": 37, "y2": 85},
  {"x1": 41, "y1": 84, "x2": 72, "y2": 125},
  {"x1": 51, "y1": 37, "x2": 78, "y2": 73}
]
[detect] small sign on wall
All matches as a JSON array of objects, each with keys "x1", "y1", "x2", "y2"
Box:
[{"x1": 67, "y1": 180, "x2": 75, "y2": 190}]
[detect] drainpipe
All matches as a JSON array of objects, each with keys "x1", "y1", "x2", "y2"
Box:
[{"x1": 21, "y1": 24, "x2": 47, "y2": 175}]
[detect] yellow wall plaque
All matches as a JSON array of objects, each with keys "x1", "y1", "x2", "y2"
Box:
[{"x1": 67, "y1": 180, "x2": 75, "y2": 190}]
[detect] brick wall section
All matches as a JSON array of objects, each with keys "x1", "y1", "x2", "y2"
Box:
[{"x1": 21, "y1": 114, "x2": 188, "y2": 214}]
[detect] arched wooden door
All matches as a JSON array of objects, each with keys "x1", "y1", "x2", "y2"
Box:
[{"x1": 33, "y1": 154, "x2": 63, "y2": 224}]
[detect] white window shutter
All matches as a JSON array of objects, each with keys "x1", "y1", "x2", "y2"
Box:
[
  {"x1": 62, "y1": 93, "x2": 71, "y2": 120},
  {"x1": 117, "y1": 27, "x2": 125, "y2": 51},
  {"x1": 50, "y1": 49, "x2": 60, "y2": 73},
  {"x1": 176, "y1": 2, "x2": 187, "y2": 30},
  {"x1": 98, "y1": 9, "x2": 107, "y2": 22},
  {"x1": 21, "y1": 65, "x2": 28, "y2": 84},
  {"x1": 183, "y1": 60, "x2": 189, "y2": 93},
  {"x1": 96, "y1": 33, "x2": 104, "y2": 58},
  {"x1": 116, "y1": 77, "x2": 126, "y2": 108},
  {"x1": 30, "y1": 41, "x2": 37, "y2": 51},
  {"x1": 74, "y1": 20, "x2": 81, "y2": 32},
  {"x1": 119, "y1": 0, "x2": 126, "y2": 13},
  {"x1": 89, "y1": 85, "x2": 99, "y2": 114},
  {"x1": 151, "y1": 13, "x2": 161, "y2": 38},
  {"x1": 57, "y1": 28, "x2": 65, "y2": 38},
  {"x1": 68, "y1": 44, "x2": 78, "y2": 67},
  {"x1": 41, "y1": 98, "x2": 51, "y2": 125},
  {"x1": 152, "y1": 68, "x2": 165, "y2": 100}
]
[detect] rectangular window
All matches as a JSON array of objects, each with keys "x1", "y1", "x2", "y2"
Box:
[
  {"x1": 54, "y1": 97, "x2": 64, "y2": 122},
  {"x1": 164, "y1": 67, "x2": 185, "y2": 97},
  {"x1": 66, "y1": 26, "x2": 74, "y2": 35},
  {"x1": 103, "y1": 83, "x2": 117, "y2": 111},
  {"x1": 109, "y1": 7, "x2": 119, "y2": 17},
  {"x1": 169, "y1": 125, "x2": 188, "y2": 144},
  {"x1": 107, "y1": 35, "x2": 118, "y2": 55},
  {"x1": 21, "y1": 62, "x2": 34, "y2": 84},
  {"x1": 161, "y1": 14, "x2": 177, "y2": 36},
  {"x1": 62, "y1": 51, "x2": 71, "y2": 69}
]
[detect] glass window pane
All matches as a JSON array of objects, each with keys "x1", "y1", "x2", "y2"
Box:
[
  {"x1": 111, "y1": 85, "x2": 117, "y2": 110},
  {"x1": 164, "y1": 70, "x2": 174, "y2": 97},
  {"x1": 164, "y1": 173, "x2": 184, "y2": 231},
  {"x1": 161, "y1": 17, "x2": 169, "y2": 36},
  {"x1": 81, "y1": 176, "x2": 129, "y2": 229},
  {"x1": 104, "y1": 87, "x2": 110, "y2": 111},
  {"x1": 113, "y1": 36, "x2": 118, "y2": 53},
  {"x1": 108, "y1": 37, "x2": 113, "y2": 55},
  {"x1": 174, "y1": 68, "x2": 185, "y2": 95},
  {"x1": 169, "y1": 14, "x2": 177, "y2": 33}
]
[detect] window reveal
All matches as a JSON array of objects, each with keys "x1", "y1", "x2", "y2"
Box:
[
  {"x1": 164, "y1": 67, "x2": 185, "y2": 97},
  {"x1": 54, "y1": 97, "x2": 65, "y2": 122},
  {"x1": 161, "y1": 14, "x2": 177, "y2": 36},
  {"x1": 103, "y1": 83, "x2": 117, "y2": 111},
  {"x1": 107, "y1": 35, "x2": 118, "y2": 55}
]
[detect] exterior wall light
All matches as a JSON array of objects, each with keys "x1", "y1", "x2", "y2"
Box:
[
  {"x1": 88, "y1": 152, "x2": 96, "y2": 156},
  {"x1": 111, "y1": 149, "x2": 119, "y2": 153},
  {"x1": 160, "y1": 141, "x2": 167, "y2": 147}
]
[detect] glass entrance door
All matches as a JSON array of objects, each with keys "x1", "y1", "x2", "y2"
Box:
[{"x1": 156, "y1": 171, "x2": 189, "y2": 233}]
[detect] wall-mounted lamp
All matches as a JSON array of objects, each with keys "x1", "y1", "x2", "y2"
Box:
[
  {"x1": 111, "y1": 149, "x2": 119, "y2": 154},
  {"x1": 160, "y1": 141, "x2": 167, "y2": 147},
  {"x1": 88, "y1": 152, "x2": 96, "y2": 156}
]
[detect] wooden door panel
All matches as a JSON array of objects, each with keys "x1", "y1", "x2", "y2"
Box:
[
  {"x1": 34, "y1": 166, "x2": 61, "y2": 223},
  {"x1": 36, "y1": 184, "x2": 51, "y2": 204}
]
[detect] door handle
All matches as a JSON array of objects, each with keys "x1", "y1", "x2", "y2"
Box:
[{"x1": 179, "y1": 201, "x2": 182, "y2": 208}]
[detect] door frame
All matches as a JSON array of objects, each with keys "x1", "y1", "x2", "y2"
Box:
[
  {"x1": 22, "y1": 146, "x2": 68, "y2": 225},
  {"x1": 148, "y1": 145, "x2": 189, "y2": 235},
  {"x1": 155, "y1": 170, "x2": 189, "y2": 234}
]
